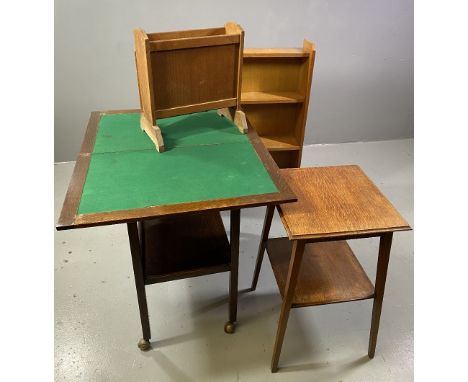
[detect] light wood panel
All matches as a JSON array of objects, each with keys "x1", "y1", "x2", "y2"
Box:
[
  {"x1": 133, "y1": 23, "x2": 245, "y2": 150},
  {"x1": 278, "y1": 166, "x2": 411, "y2": 239},
  {"x1": 242, "y1": 103, "x2": 301, "y2": 139},
  {"x1": 241, "y1": 91, "x2": 304, "y2": 104},
  {"x1": 242, "y1": 57, "x2": 306, "y2": 94},
  {"x1": 243, "y1": 48, "x2": 308, "y2": 58},
  {"x1": 241, "y1": 41, "x2": 315, "y2": 168},
  {"x1": 134, "y1": 29, "x2": 155, "y2": 129},
  {"x1": 147, "y1": 27, "x2": 226, "y2": 41},
  {"x1": 260, "y1": 136, "x2": 301, "y2": 151},
  {"x1": 149, "y1": 34, "x2": 239, "y2": 51}
]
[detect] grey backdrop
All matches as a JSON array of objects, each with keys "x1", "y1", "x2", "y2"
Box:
[{"x1": 55, "y1": 0, "x2": 413, "y2": 162}]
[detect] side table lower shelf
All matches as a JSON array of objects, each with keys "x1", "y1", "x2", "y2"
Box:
[
  {"x1": 266, "y1": 238, "x2": 375, "y2": 308},
  {"x1": 141, "y1": 212, "x2": 231, "y2": 285}
]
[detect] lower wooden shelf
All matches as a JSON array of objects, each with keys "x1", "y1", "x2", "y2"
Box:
[
  {"x1": 266, "y1": 238, "x2": 375, "y2": 308},
  {"x1": 142, "y1": 212, "x2": 231, "y2": 285}
]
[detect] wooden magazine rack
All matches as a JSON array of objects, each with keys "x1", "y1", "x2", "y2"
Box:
[{"x1": 134, "y1": 22, "x2": 247, "y2": 152}]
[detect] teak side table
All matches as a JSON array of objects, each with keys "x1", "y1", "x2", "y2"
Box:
[{"x1": 250, "y1": 165, "x2": 411, "y2": 372}]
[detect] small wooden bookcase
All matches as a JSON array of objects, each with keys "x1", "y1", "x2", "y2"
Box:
[{"x1": 241, "y1": 41, "x2": 316, "y2": 168}]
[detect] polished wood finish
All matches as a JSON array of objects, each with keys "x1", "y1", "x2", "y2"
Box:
[
  {"x1": 127, "y1": 222, "x2": 151, "y2": 343},
  {"x1": 227, "y1": 22, "x2": 244, "y2": 111},
  {"x1": 243, "y1": 48, "x2": 309, "y2": 58},
  {"x1": 241, "y1": 103, "x2": 301, "y2": 141},
  {"x1": 56, "y1": 108, "x2": 297, "y2": 350},
  {"x1": 227, "y1": 209, "x2": 241, "y2": 332},
  {"x1": 141, "y1": 212, "x2": 230, "y2": 285},
  {"x1": 368, "y1": 232, "x2": 393, "y2": 358},
  {"x1": 278, "y1": 166, "x2": 411, "y2": 240},
  {"x1": 155, "y1": 98, "x2": 237, "y2": 120},
  {"x1": 242, "y1": 41, "x2": 315, "y2": 168},
  {"x1": 134, "y1": 29, "x2": 155, "y2": 137},
  {"x1": 56, "y1": 109, "x2": 296, "y2": 231},
  {"x1": 149, "y1": 33, "x2": 240, "y2": 51},
  {"x1": 147, "y1": 27, "x2": 226, "y2": 40},
  {"x1": 250, "y1": 205, "x2": 275, "y2": 291},
  {"x1": 259, "y1": 136, "x2": 301, "y2": 151},
  {"x1": 267, "y1": 238, "x2": 374, "y2": 307},
  {"x1": 134, "y1": 23, "x2": 245, "y2": 149},
  {"x1": 150, "y1": 45, "x2": 237, "y2": 112},
  {"x1": 79, "y1": 111, "x2": 102, "y2": 154},
  {"x1": 250, "y1": 166, "x2": 411, "y2": 372},
  {"x1": 128, "y1": 210, "x2": 243, "y2": 347},
  {"x1": 270, "y1": 240, "x2": 305, "y2": 372},
  {"x1": 241, "y1": 91, "x2": 304, "y2": 104},
  {"x1": 57, "y1": 110, "x2": 105, "y2": 228}
]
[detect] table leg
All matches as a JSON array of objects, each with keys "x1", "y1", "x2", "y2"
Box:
[
  {"x1": 368, "y1": 232, "x2": 393, "y2": 358},
  {"x1": 225, "y1": 209, "x2": 240, "y2": 334},
  {"x1": 250, "y1": 205, "x2": 275, "y2": 291},
  {"x1": 271, "y1": 240, "x2": 306, "y2": 372},
  {"x1": 127, "y1": 222, "x2": 151, "y2": 351}
]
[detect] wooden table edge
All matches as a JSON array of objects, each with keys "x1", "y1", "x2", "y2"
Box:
[
  {"x1": 282, "y1": 225, "x2": 412, "y2": 242},
  {"x1": 275, "y1": 165, "x2": 412, "y2": 241},
  {"x1": 56, "y1": 109, "x2": 297, "y2": 231}
]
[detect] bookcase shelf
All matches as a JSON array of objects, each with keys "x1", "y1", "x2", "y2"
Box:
[
  {"x1": 241, "y1": 41, "x2": 315, "y2": 168},
  {"x1": 260, "y1": 136, "x2": 301, "y2": 151},
  {"x1": 243, "y1": 48, "x2": 309, "y2": 58},
  {"x1": 241, "y1": 91, "x2": 304, "y2": 104}
]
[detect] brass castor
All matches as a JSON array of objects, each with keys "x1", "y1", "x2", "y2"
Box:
[
  {"x1": 224, "y1": 321, "x2": 236, "y2": 334},
  {"x1": 137, "y1": 338, "x2": 151, "y2": 351}
]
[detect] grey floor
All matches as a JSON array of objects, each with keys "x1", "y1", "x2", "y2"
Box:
[{"x1": 55, "y1": 139, "x2": 413, "y2": 382}]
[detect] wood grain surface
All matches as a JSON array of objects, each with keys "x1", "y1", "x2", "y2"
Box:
[
  {"x1": 133, "y1": 29, "x2": 155, "y2": 126},
  {"x1": 241, "y1": 41, "x2": 315, "y2": 168},
  {"x1": 135, "y1": 24, "x2": 244, "y2": 123},
  {"x1": 277, "y1": 166, "x2": 411, "y2": 239},
  {"x1": 267, "y1": 238, "x2": 375, "y2": 307},
  {"x1": 142, "y1": 212, "x2": 230, "y2": 284},
  {"x1": 151, "y1": 44, "x2": 237, "y2": 110},
  {"x1": 243, "y1": 48, "x2": 309, "y2": 58}
]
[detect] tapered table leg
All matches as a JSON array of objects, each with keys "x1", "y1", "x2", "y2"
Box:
[
  {"x1": 368, "y1": 232, "x2": 393, "y2": 358},
  {"x1": 127, "y1": 222, "x2": 151, "y2": 350},
  {"x1": 225, "y1": 209, "x2": 240, "y2": 334},
  {"x1": 250, "y1": 205, "x2": 275, "y2": 291},
  {"x1": 271, "y1": 240, "x2": 306, "y2": 372}
]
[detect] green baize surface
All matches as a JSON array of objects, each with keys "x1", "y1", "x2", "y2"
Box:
[{"x1": 78, "y1": 110, "x2": 278, "y2": 214}]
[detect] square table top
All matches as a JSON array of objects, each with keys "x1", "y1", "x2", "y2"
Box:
[
  {"x1": 57, "y1": 109, "x2": 295, "y2": 230},
  {"x1": 277, "y1": 166, "x2": 411, "y2": 240}
]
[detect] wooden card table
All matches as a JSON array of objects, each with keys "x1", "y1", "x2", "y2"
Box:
[
  {"x1": 56, "y1": 109, "x2": 295, "y2": 350},
  {"x1": 250, "y1": 165, "x2": 411, "y2": 372}
]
